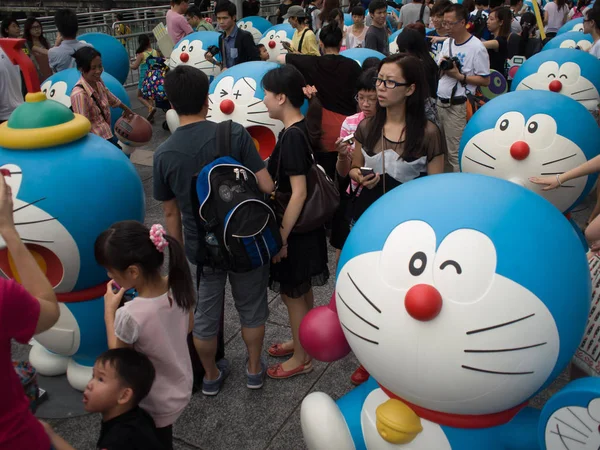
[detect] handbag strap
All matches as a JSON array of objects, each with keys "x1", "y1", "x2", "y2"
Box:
[
  {"x1": 275, "y1": 125, "x2": 315, "y2": 188},
  {"x1": 298, "y1": 28, "x2": 309, "y2": 53},
  {"x1": 74, "y1": 83, "x2": 108, "y2": 122},
  {"x1": 381, "y1": 129, "x2": 387, "y2": 194}
]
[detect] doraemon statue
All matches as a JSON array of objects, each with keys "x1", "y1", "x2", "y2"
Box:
[
  {"x1": 459, "y1": 90, "x2": 600, "y2": 214},
  {"x1": 389, "y1": 29, "x2": 402, "y2": 54},
  {"x1": 300, "y1": 173, "x2": 592, "y2": 450},
  {"x1": 258, "y1": 24, "x2": 294, "y2": 62},
  {"x1": 511, "y1": 48, "x2": 600, "y2": 113},
  {"x1": 543, "y1": 31, "x2": 593, "y2": 51},
  {"x1": 40, "y1": 68, "x2": 131, "y2": 132},
  {"x1": 558, "y1": 17, "x2": 585, "y2": 35},
  {"x1": 168, "y1": 31, "x2": 222, "y2": 82},
  {"x1": 344, "y1": 13, "x2": 354, "y2": 26},
  {"x1": 77, "y1": 32, "x2": 130, "y2": 85},
  {"x1": 340, "y1": 48, "x2": 385, "y2": 66},
  {"x1": 237, "y1": 16, "x2": 272, "y2": 44}
]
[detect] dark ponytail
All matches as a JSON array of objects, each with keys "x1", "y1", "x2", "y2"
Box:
[
  {"x1": 94, "y1": 221, "x2": 195, "y2": 312},
  {"x1": 319, "y1": 18, "x2": 343, "y2": 48}
]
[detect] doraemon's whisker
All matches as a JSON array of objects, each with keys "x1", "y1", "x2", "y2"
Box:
[
  {"x1": 247, "y1": 110, "x2": 269, "y2": 115},
  {"x1": 543, "y1": 154, "x2": 577, "y2": 166},
  {"x1": 347, "y1": 272, "x2": 381, "y2": 313},
  {"x1": 208, "y1": 97, "x2": 213, "y2": 104},
  {"x1": 568, "y1": 407, "x2": 593, "y2": 433},
  {"x1": 20, "y1": 237, "x2": 55, "y2": 243},
  {"x1": 550, "y1": 426, "x2": 586, "y2": 446},
  {"x1": 552, "y1": 417, "x2": 589, "y2": 438},
  {"x1": 559, "y1": 185, "x2": 576, "y2": 188},
  {"x1": 247, "y1": 119, "x2": 278, "y2": 127},
  {"x1": 242, "y1": 77, "x2": 256, "y2": 91},
  {"x1": 570, "y1": 87, "x2": 594, "y2": 95},
  {"x1": 13, "y1": 197, "x2": 46, "y2": 213},
  {"x1": 341, "y1": 322, "x2": 379, "y2": 345},
  {"x1": 14, "y1": 217, "x2": 57, "y2": 226},
  {"x1": 463, "y1": 342, "x2": 547, "y2": 353},
  {"x1": 248, "y1": 100, "x2": 263, "y2": 108},
  {"x1": 461, "y1": 365, "x2": 534, "y2": 375},
  {"x1": 574, "y1": 98, "x2": 598, "y2": 102},
  {"x1": 465, "y1": 155, "x2": 495, "y2": 170},
  {"x1": 473, "y1": 143, "x2": 496, "y2": 160},
  {"x1": 540, "y1": 172, "x2": 564, "y2": 175},
  {"x1": 521, "y1": 83, "x2": 533, "y2": 90},
  {"x1": 466, "y1": 313, "x2": 535, "y2": 335},
  {"x1": 206, "y1": 115, "x2": 212, "y2": 118},
  {"x1": 338, "y1": 293, "x2": 379, "y2": 330}
]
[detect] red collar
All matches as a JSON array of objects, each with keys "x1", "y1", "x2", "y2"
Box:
[
  {"x1": 57, "y1": 281, "x2": 107, "y2": 303},
  {"x1": 378, "y1": 384, "x2": 528, "y2": 429}
]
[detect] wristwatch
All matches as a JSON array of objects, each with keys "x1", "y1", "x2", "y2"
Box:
[{"x1": 461, "y1": 74, "x2": 467, "y2": 85}]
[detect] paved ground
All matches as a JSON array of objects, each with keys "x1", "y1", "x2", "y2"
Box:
[{"x1": 11, "y1": 87, "x2": 596, "y2": 449}]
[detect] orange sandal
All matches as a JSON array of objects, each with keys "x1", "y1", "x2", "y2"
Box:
[
  {"x1": 267, "y1": 343, "x2": 294, "y2": 358},
  {"x1": 267, "y1": 361, "x2": 313, "y2": 379}
]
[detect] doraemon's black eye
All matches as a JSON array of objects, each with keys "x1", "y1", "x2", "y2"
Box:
[
  {"x1": 409, "y1": 251, "x2": 427, "y2": 276},
  {"x1": 189, "y1": 45, "x2": 194, "y2": 52},
  {"x1": 181, "y1": 45, "x2": 187, "y2": 52},
  {"x1": 559, "y1": 74, "x2": 567, "y2": 79},
  {"x1": 440, "y1": 260, "x2": 462, "y2": 274},
  {"x1": 499, "y1": 119, "x2": 509, "y2": 131},
  {"x1": 527, "y1": 121, "x2": 538, "y2": 133},
  {"x1": 50, "y1": 89, "x2": 55, "y2": 97},
  {"x1": 220, "y1": 89, "x2": 228, "y2": 97},
  {"x1": 547, "y1": 73, "x2": 556, "y2": 78}
]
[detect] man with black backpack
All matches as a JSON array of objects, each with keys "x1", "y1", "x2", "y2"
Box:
[
  {"x1": 153, "y1": 65, "x2": 275, "y2": 396},
  {"x1": 398, "y1": 0, "x2": 430, "y2": 29}
]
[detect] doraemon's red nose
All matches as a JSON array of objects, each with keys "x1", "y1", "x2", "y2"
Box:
[
  {"x1": 220, "y1": 99, "x2": 235, "y2": 115},
  {"x1": 180, "y1": 52, "x2": 189, "y2": 63},
  {"x1": 549, "y1": 79, "x2": 562, "y2": 92},
  {"x1": 268, "y1": 40, "x2": 276, "y2": 49},
  {"x1": 404, "y1": 284, "x2": 442, "y2": 321},
  {"x1": 510, "y1": 141, "x2": 530, "y2": 160}
]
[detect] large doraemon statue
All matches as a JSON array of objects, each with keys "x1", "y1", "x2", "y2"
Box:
[
  {"x1": 77, "y1": 32, "x2": 129, "y2": 85},
  {"x1": 558, "y1": 17, "x2": 585, "y2": 35},
  {"x1": 459, "y1": 91, "x2": 600, "y2": 214},
  {"x1": 300, "y1": 173, "x2": 592, "y2": 450},
  {"x1": 389, "y1": 29, "x2": 402, "y2": 54},
  {"x1": 258, "y1": 24, "x2": 294, "y2": 62},
  {"x1": 40, "y1": 68, "x2": 131, "y2": 132},
  {"x1": 543, "y1": 31, "x2": 593, "y2": 51},
  {"x1": 511, "y1": 48, "x2": 600, "y2": 113},
  {"x1": 340, "y1": 48, "x2": 385, "y2": 66},
  {"x1": 0, "y1": 94, "x2": 144, "y2": 391},
  {"x1": 237, "y1": 16, "x2": 272, "y2": 44},
  {"x1": 168, "y1": 31, "x2": 222, "y2": 82}
]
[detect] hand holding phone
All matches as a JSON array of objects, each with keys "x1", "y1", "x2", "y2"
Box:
[
  {"x1": 360, "y1": 167, "x2": 375, "y2": 177},
  {"x1": 341, "y1": 133, "x2": 355, "y2": 145},
  {"x1": 281, "y1": 41, "x2": 292, "y2": 50}
]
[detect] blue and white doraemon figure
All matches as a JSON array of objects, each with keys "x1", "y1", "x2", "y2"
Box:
[
  {"x1": 301, "y1": 173, "x2": 592, "y2": 450},
  {"x1": 389, "y1": 29, "x2": 402, "y2": 54},
  {"x1": 258, "y1": 24, "x2": 294, "y2": 62},
  {"x1": 0, "y1": 92, "x2": 144, "y2": 391},
  {"x1": 543, "y1": 31, "x2": 594, "y2": 51},
  {"x1": 168, "y1": 31, "x2": 222, "y2": 82},
  {"x1": 511, "y1": 48, "x2": 600, "y2": 114},
  {"x1": 237, "y1": 16, "x2": 272, "y2": 44},
  {"x1": 558, "y1": 17, "x2": 585, "y2": 35},
  {"x1": 77, "y1": 32, "x2": 130, "y2": 85},
  {"x1": 459, "y1": 90, "x2": 600, "y2": 214},
  {"x1": 340, "y1": 48, "x2": 385, "y2": 66},
  {"x1": 40, "y1": 68, "x2": 131, "y2": 132}
]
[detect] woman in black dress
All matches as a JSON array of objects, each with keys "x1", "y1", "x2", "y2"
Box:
[{"x1": 262, "y1": 65, "x2": 330, "y2": 379}]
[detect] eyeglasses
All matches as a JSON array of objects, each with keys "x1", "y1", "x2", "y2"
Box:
[
  {"x1": 355, "y1": 94, "x2": 377, "y2": 104},
  {"x1": 373, "y1": 77, "x2": 411, "y2": 89},
  {"x1": 441, "y1": 20, "x2": 462, "y2": 26}
]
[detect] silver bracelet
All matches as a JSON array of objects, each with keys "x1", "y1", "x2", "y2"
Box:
[{"x1": 556, "y1": 174, "x2": 562, "y2": 187}]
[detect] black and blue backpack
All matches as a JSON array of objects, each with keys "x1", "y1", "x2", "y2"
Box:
[{"x1": 195, "y1": 120, "x2": 281, "y2": 273}]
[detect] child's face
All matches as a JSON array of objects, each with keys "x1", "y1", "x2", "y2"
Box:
[
  {"x1": 259, "y1": 46, "x2": 269, "y2": 61},
  {"x1": 83, "y1": 361, "x2": 131, "y2": 414},
  {"x1": 356, "y1": 89, "x2": 378, "y2": 118},
  {"x1": 352, "y1": 14, "x2": 364, "y2": 25}
]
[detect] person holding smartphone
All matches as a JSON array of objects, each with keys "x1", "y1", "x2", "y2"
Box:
[{"x1": 285, "y1": 6, "x2": 320, "y2": 56}]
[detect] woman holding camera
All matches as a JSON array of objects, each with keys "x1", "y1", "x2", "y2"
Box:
[{"x1": 347, "y1": 53, "x2": 445, "y2": 226}]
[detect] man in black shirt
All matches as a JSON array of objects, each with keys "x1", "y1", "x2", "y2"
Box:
[
  {"x1": 365, "y1": 0, "x2": 389, "y2": 55},
  {"x1": 40, "y1": 349, "x2": 165, "y2": 450}
]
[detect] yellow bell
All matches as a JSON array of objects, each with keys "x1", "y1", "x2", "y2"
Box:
[{"x1": 376, "y1": 398, "x2": 423, "y2": 444}]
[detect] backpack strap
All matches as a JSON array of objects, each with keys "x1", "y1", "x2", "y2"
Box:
[
  {"x1": 298, "y1": 28, "x2": 309, "y2": 53},
  {"x1": 418, "y1": 1, "x2": 427, "y2": 23},
  {"x1": 217, "y1": 120, "x2": 232, "y2": 158}
]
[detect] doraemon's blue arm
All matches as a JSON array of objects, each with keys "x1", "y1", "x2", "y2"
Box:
[{"x1": 337, "y1": 377, "x2": 381, "y2": 450}]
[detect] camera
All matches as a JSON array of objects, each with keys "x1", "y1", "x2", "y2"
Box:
[
  {"x1": 207, "y1": 45, "x2": 220, "y2": 56},
  {"x1": 440, "y1": 56, "x2": 462, "y2": 72}
]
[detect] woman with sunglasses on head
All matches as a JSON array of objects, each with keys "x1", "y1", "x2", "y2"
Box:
[{"x1": 347, "y1": 53, "x2": 445, "y2": 227}]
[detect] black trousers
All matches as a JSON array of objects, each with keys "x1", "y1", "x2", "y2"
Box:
[{"x1": 155, "y1": 425, "x2": 173, "y2": 450}]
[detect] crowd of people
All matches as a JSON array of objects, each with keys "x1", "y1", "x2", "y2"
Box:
[{"x1": 2, "y1": 0, "x2": 600, "y2": 448}]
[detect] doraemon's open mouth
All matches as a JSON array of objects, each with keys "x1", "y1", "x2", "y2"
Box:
[
  {"x1": 248, "y1": 126, "x2": 277, "y2": 160},
  {"x1": 0, "y1": 244, "x2": 64, "y2": 288}
]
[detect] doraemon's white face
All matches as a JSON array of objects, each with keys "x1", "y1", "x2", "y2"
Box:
[
  {"x1": 555, "y1": 38, "x2": 592, "y2": 51},
  {"x1": 545, "y1": 398, "x2": 600, "y2": 449},
  {"x1": 207, "y1": 76, "x2": 283, "y2": 159},
  {"x1": 258, "y1": 30, "x2": 290, "y2": 62},
  {"x1": 0, "y1": 164, "x2": 80, "y2": 293},
  {"x1": 570, "y1": 23, "x2": 585, "y2": 33},
  {"x1": 238, "y1": 21, "x2": 263, "y2": 44},
  {"x1": 336, "y1": 221, "x2": 560, "y2": 415},
  {"x1": 168, "y1": 38, "x2": 221, "y2": 79},
  {"x1": 41, "y1": 80, "x2": 71, "y2": 108},
  {"x1": 517, "y1": 62, "x2": 599, "y2": 111},
  {"x1": 461, "y1": 112, "x2": 588, "y2": 212}
]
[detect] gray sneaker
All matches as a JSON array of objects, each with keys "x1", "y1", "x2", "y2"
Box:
[
  {"x1": 246, "y1": 358, "x2": 267, "y2": 390},
  {"x1": 202, "y1": 359, "x2": 230, "y2": 396}
]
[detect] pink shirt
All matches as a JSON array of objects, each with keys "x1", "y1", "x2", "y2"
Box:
[
  {"x1": 166, "y1": 10, "x2": 193, "y2": 45},
  {"x1": 341, "y1": 111, "x2": 366, "y2": 194},
  {"x1": 114, "y1": 291, "x2": 192, "y2": 428},
  {"x1": 71, "y1": 76, "x2": 121, "y2": 140},
  {"x1": 0, "y1": 279, "x2": 50, "y2": 450}
]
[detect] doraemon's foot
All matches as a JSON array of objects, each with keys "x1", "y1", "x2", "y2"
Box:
[
  {"x1": 66, "y1": 359, "x2": 93, "y2": 392},
  {"x1": 301, "y1": 392, "x2": 355, "y2": 450},
  {"x1": 29, "y1": 341, "x2": 69, "y2": 376}
]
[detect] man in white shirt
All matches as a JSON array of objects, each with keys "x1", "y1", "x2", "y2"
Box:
[
  {"x1": 436, "y1": 3, "x2": 490, "y2": 172},
  {"x1": 0, "y1": 46, "x2": 23, "y2": 123},
  {"x1": 584, "y1": 7, "x2": 600, "y2": 58}
]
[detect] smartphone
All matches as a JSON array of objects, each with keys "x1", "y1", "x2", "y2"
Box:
[
  {"x1": 341, "y1": 134, "x2": 355, "y2": 145},
  {"x1": 281, "y1": 41, "x2": 292, "y2": 50},
  {"x1": 360, "y1": 167, "x2": 375, "y2": 177}
]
